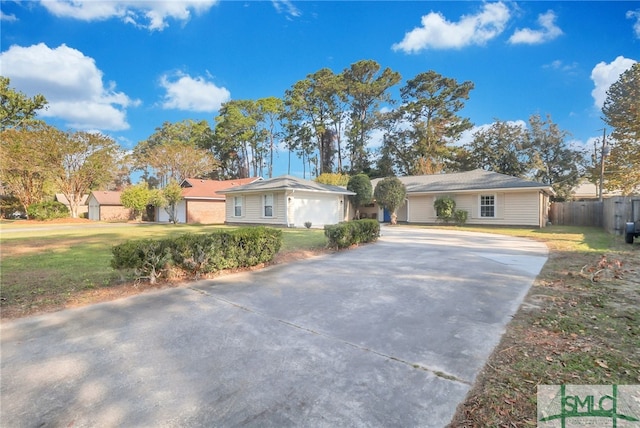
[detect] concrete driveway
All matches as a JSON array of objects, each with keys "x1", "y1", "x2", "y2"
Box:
[{"x1": 0, "y1": 226, "x2": 548, "y2": 427}]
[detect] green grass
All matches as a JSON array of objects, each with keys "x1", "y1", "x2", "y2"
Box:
[
  {"x1": 426, "y1": 224, "x2": 615, "y2": 252},
  {"x1": 0, "y1": 223, "x2": 327, "y2": 314}
]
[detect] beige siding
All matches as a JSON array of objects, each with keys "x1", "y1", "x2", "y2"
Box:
[
  {"x1": 502, "y1": 191, "x2": 541, "y2": 226},
  {"x1": 226, "y1": 191, "x2": 287, "y2": 225},
  {"x1": 406, "y1": 190, "x2": 543, "y2": 226},
  {"x1": 408, "y1": 195, "x2": 436, "y2": 222}
]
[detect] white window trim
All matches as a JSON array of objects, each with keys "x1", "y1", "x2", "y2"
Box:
[
  {"x1": 479, "y1": 194, "x2": 496, "y2": 218},
  {"x1": 233, "y1": 196, "x2": 243, "y2": 218},
  {"x1": 263, "y1": 193, "x2": 274, "y2": 218}
]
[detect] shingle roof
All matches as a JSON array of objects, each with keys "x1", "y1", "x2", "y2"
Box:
[
  {"x1": 89, "y1": 191, "x2": 123, "y2": 205},
  {"x1": 55, "y1": 193, "x2": 89, "y2": 205},
  {"x1": 372, "y1": 169, "x2": 554, "y2": 194},
  {"x1": 217, "y1": 175, "x2": 355, "y2": 195},
  {"x1": 181, "y1": 177, "x2": 261, "y2": 199}
]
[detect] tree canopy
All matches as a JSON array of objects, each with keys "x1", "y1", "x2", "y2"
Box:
[
  {"x1": 52, "y1": 131, "x2": 122, "y2": 218},
  {"x1": 0, "y1": 123, "x2": 60, "y2": 213},
  {"x1": 379, "y1": 70, "x2": 474, "y2": 175},
  {"x1": 528, "y1": 114, "x2": 584, "y2": 201},
  {"x1": 602, "y1": 63, "x2": 640, "y2": 194},
  {"x1": 134, "y1": 120, "x2": 217, "y2": 185},
  {"x1": 0, "y1": 76, "x2": 48, "y2": 131},
  {"x1": 465, "y1": 120, "x2": 532, "y2": 177}
]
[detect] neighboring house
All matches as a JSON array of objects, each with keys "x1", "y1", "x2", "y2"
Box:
[
  {"x1": 155, "y1": 177, "x2": 261, "y2": 224},
  {"x1": 54, "y1": 193, "x2": 89, "y2": 217},
  {"x1": 366, "y1": 169, "x2": 554, "y2": 228},
  {"x1": 87, "y1": 191, "x2": 133, "y2": 221},
  {"x1": 570, "y1": 181, "x2": 628, "y2": 201},
  {"x1": 218, "y1": 175, "x2": 355, "y2": 228}
]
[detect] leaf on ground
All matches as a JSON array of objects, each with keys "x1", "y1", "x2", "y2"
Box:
[{"x1": 595, "y1": 359, "x2": 609, "y2": 369}]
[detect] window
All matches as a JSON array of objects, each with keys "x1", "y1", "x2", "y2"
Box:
[
  {"x1": 234, "y1": 196, "x2": 242, "y2": 217},
  {"x1": 263, "y1": 193, "x2": 274, "y2": 217},
  {"x1": 480, "y1": 195, "x2": 495, "y2": 217}
]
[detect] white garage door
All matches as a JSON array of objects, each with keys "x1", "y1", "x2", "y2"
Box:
[
  {"x1": 157, "y1": 200, "x2": 186, "y2": 223},
  {"x1": 293, "y1": 193, "x2": 341, "y2": 228}
]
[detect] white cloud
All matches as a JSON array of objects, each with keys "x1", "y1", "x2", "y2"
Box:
[
  {"x1": 543, "y1": 60, "x2": 578, "y2": 73},
  {"x1": 0, "y1": 43, "x2": 139, "y2": 130},
  {"x1": 627, "y1": 10, "x2": 640, "y2": 39},
  {"x1": 159, "y1": 72, "x2": 230, "y2": 112},
  {"x1": 590, "y1": 56, "x2": 637, "y2": 109},
  {"x1": 508, "y1": 10, "x2": 563, "y2": 45},
  {"x1": 39, "y1": 0, "x2": 218, "y2": 31},
  {"x1": 271, "y1": 0, "x2": 301, "y2": 18},
  {"x1": 392, "y1": 2, "x2": 510, "y2": 53},
  {"x1": 1, "y1": 10, "x2": 18, "y2": 22}
]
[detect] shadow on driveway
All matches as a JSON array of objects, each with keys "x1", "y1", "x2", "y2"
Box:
[{"x1": 0, "y1": 226, "x2": 548, "y2": 427}]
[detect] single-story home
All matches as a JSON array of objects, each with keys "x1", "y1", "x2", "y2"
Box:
[
  {"x1": 54, "y1": 193, "x2": 89, "y2": 217},
  {"x1": 87, "y1": 191, "x2": 133, "y2": 221},
  {"x1": 363, "y1": 169, "x2": 554, "y2": 228},
  {"x1": 155, "y1": 177, "x2": 261, "y2": 224},
  {"x1": 217, "y1": 175, "x2": 355, "y2": 228}
]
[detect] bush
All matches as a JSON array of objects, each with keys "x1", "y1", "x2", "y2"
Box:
[
  {"x1": 324, "y1": 219, "x2": 380, "y2": 249},
  {"x1": 26, "y1": 201, "x2": 69, "y2": 220},
  {"x1": 111, "y1": 227, "x2": 283, "y2": 282},
  {"x1": 110, "y1": 239, "x2": 172, "y2": 284},
  {"x1": 453, "y1": 209, "x2": 468, "y2": 226},
  {"x1": 434, "y1": 197, "x2": 456, "y2": 223}
]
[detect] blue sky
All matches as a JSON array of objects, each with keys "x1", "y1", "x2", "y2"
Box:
[{"x1": 1, "y1": 1, "x2": 638, "y2": 179}]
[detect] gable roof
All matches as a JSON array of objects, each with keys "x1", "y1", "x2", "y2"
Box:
[
  {"x1": 372, "y1": 169, "x2": 554, "y2": 195},
  {"x1": 88, "y1": 191, "x2": 123, "y2": 205},
  {"x1": 180, "y1": 177, "x2": 261, "y2": 200},
  {"x1": 55, "y1": 193, "x2": 89, "y2": 206},
  {"x1": 217, "y1": 175, "x2": 355, "y2": 196}
]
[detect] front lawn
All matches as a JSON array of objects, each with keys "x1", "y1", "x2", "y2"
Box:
[{"x1": 0, "y1": 222, "x2": 327, "y2": 318}]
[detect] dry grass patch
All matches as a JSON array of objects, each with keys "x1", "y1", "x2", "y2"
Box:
[{"x1": 449, "y1": 239, "x2": 640, "y2": 427}]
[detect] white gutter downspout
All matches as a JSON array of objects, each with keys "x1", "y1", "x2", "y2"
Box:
[{"x1": 286, "y1": 190, "x2": 295, "y2": 227}]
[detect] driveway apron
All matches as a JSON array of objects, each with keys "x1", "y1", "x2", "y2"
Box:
[{"x1": 0, "y1": 226, "x2": 548, "y2": 427}]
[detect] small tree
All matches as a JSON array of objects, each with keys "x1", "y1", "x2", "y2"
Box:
[
  {"x1": 347, "y1": 173, "x2": 373, "y2": 218},
  {"x1": 120, "y1": 182, "x2": 151, "y2": 222},
  {"x1": 150, "y1": 180, "x2": 183, "y2": 224},
  {"x1": 373, "y1": 176, "x2": 406, "y2": 225}
]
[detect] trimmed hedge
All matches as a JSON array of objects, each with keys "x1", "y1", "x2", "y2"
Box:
[
  {"x1": 111, "y1": 227, "x2": 282, "y2": 283},
  {"x1": 324, "y1": 219, "x2": 380, "y2": 249}
]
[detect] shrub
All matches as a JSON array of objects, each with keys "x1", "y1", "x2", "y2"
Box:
[
  {"x1": 434, "y1": 197, "x2": 456, "y2": 223},
  {"x1": 110, "y1": 239, "x2": 172, "y2": 284},
  {"x1": 26, "y1": 201, "x2": 69, "y2": 220},
  {"x1": 112, "y1": 227, "x2": 283, "y2": 282},
  {"x1": 304, "y1": 221, "x2": 312, "y2": 229},
  {"x1": 324, "y1": 219, "x2": 380, "y2": 249},
  {"x1": 453, "y1": 209, "x2": 468, "y2": 226}
]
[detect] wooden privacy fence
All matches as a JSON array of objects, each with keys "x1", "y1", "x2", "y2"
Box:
[{"x1": 549, "y1": 197, "x2": 637, "y2": 234}]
